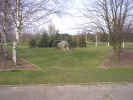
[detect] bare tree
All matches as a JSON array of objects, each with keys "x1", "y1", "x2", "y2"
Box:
[
  {"x1": 82, "y1": 0, "x2": 133, "y2": 62},
  {"x1": 10, "y1": 0, "x2": 67, "y2": 65},
  {"x1": 48, "y1": 23, "x2": 56, "y2": 35},
  {"x1": 0, "y1": 0, "x2": 10, "y2": 58}
]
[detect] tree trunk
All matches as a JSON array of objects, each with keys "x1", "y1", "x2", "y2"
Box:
[
  {"x1": 12, "y1": 0, "x2": 20, "y2": 65},
  {"x1": 1, "y1": 32, "x2": 8, "y2": 58},
  {"x1": 12, "y1": 30, "x2": 19, "y2": 65},
  {"x1": 113, "y1": 46, "x2": 121, "y2": 63},
  {"x1": 2, "y1": 19, "x2": 8, "y2": 58},
  {"x1": 0, "y1": 0, "x2": 9, "y2": 58}
]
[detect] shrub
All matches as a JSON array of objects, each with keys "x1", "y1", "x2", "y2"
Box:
[{"x1": 29, "y1": 39, "x2": 36, "y2": 48}]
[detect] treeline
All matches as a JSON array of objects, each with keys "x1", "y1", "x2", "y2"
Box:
[
  {"x1": 29, "y1": 31, "x2": 133, "y2": 48},
  {"x1": 29, "y1": 31, "x2": 87, "y2": 48}
]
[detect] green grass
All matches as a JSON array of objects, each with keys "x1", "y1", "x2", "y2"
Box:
[
  {"x1": 87, "y1": 42, "x2": 133, "y2": 48},
  {"x1": 87, "y1": 42, "x2": 108, "y2": 47},
  {"x1": 0, "y1": 43, "x2": 133, "y2": 85}
]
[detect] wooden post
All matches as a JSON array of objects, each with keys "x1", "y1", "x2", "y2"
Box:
[
  {"x1": 95, "y1": 34, "x2": 98, "y2": 47},
  {"x1": 107, "y1": 42, "x2": 110, "y2": 47},
  {"x1": 122, "y1": 40, "x2": 125, "y2": 48},
  {"x1": 12, "y1": 41, "x2": 17, "y2": 65}
]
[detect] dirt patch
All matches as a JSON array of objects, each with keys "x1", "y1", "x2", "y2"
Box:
[
  {"x1": 102, "y1": 50, "x2": 133, "y2": 68},
  {"x1": 0, "y1": 56, "x2": 40, "y2": 71}
]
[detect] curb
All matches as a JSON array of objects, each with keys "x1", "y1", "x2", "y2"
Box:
[{"x1": 0, "y1": 82, "x2": 131, "y2": 87}]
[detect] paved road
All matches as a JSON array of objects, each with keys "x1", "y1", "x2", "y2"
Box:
[{"x1": 0, "y1": 83, "x2": 133, "y2": 100}]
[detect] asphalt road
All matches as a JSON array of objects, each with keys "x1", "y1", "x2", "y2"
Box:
[{"x1": 0, "y1": 83, "x2": 133, "y2": 100}]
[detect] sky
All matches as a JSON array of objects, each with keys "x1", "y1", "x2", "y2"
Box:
[
  {"x1": 51, "y1": 0, "x2": 84, "y2": 34},
  {"x1": 38, "y1": 0, "x2": 93, "y2": 35}
]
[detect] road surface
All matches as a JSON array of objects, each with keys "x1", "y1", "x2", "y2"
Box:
[{"x1": 0, "y1": 83, "x2": 133, "y2": 100}]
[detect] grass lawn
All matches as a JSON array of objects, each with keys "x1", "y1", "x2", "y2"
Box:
[{"x1": 0, "y1": 43, "x2": 133, "y2": 85}]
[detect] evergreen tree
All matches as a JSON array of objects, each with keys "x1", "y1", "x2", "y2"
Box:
[
  {"x1": 29, "y1": 39, "x2": 36, "y2": 48},
  {"x1": 38, "y1": 33, "x2": 50, "y2": 48}
]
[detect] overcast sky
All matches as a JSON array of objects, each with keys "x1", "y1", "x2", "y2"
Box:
[
  {"x1": 38, "y1": 0, "x2": 94, "y2": 35},
  {"x1": 51, "y1": 0, "x2": 84, "y2": 34}
]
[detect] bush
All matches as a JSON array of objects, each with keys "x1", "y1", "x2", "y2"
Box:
[
  {"x1": 29, "y1": 39, "x2": 36, "y2": 48},
  {"x1": 38, "y1": 33, "x2": 50, "y2": 48},
  {"x1": 28, "y1": 31, "x2": 87, "y2": 48}
]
